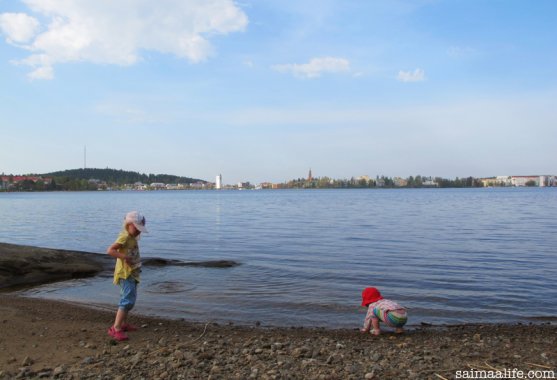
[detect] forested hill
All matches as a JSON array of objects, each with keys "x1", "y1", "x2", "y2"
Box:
[{"x1": 45, "y1": 168, "x2": 206, "y2": 185}]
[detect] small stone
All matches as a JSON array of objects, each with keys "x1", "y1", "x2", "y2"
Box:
[
  {"x1": 53, "y1": 366, "x2": 66, "y2": 376},
  {"x1": 473, "y1": 334, "x2": 481, "y2": 342},
  {"x1": 365, "y1": 372, "x2": 375, "y2": 379},
  {"x1": 82, "y1": 356, "x2": 94, "y2": 365}
]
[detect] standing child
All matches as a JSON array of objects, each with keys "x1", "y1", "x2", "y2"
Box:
[
  {"x1": 106, "y1": 211, "x2": 147, "y2": 341},
  {"x1": 360, "y1": 287, "x2": 407, "y2": 336}
]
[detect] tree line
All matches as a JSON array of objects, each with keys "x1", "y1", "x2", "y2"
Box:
[
  {"x1": 1, "y1": 168, "x2": 204, "y2": 192},
  {"x1": 285, "y1": 175, "x2": 483, "y2": 189}
]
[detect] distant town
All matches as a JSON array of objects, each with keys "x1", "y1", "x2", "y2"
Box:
[{"x1": 1, "y1": 168, "x2": 556, "y2": 192}]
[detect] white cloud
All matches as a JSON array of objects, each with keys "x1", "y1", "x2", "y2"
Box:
[
  {"x1": 0, "y1": 12, "x2": 39, "y2": 43},
  {"x1": 0, "y1": 0, "x2": 248, "y2": 80},
  {"x1": 27, "y1": 65, "x2": 53, "y2": 80},
  {"x1": 272, "y1": 57, "x2": 350, "y2": 79},
  {"x1": 397, "y1": 68, "x2": 425, "y2": 82}
]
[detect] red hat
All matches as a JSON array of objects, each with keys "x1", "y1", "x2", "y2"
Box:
[{"x1": 361, "y1": 287, "x2": 383, "y2": 306}]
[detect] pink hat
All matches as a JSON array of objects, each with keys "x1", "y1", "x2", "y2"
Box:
[
  {"x1": 361, "y1": 287, "x2": 383, "y2": 306},
  {"x1": 125, "y1": 211, "x2": 148, "y2": 233}
]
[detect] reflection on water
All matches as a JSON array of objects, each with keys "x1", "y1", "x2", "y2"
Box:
[{"x1": 1, "y1": 188, "x2": 557, "y2": 327}]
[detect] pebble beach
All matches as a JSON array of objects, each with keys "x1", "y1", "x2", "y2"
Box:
[{"x1": 1, "y1": 294, "x2": 556, "y2": 379}]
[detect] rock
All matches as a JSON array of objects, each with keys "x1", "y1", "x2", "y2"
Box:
[
  {"x1": 82, "y1": 356, "x2": 94, "y2": 365},
  {"x1": 292, "y1": 346, "x2": 310, "y2": 358},
  {"x1": 365, "y1": 371, "x2": 375, "y2": 379},
  {"x1": 53, "y1": 365, "x2": 66, "y2": 376}
]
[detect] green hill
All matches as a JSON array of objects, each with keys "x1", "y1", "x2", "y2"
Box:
[{"x1": 45, "y1": 168, "x2": 206, "y2": 185}]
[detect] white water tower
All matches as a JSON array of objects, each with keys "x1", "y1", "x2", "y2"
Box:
[{"x1": 216, "y1": 174, "x2": 222, "y2": 190}]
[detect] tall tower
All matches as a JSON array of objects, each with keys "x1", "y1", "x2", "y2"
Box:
[
  {"x1": 216, "y1": 174, "x2": 222, "y2": 189},
  {"x1": 308, "y1": 168, "x2": 313, "y2": 181}
]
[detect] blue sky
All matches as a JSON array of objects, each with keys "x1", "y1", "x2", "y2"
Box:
[{"x1": 1, "y1": 0, "x2": 556, "y2": 184}]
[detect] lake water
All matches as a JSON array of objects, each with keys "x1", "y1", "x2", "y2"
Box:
[{"x1": 1, "y1": 188, "x2": 556, "y2": 328}]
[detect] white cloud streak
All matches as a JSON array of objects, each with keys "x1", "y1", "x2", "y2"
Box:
[
  {"x1": 0, "y1": 0, "x2": 248, "y2": 80},
  {"x1": 272, "y1": 57, "x2": 350, "y2": 78},
  {"x1": 397, "y1": 68, "x2": 425, "y2": 82}
]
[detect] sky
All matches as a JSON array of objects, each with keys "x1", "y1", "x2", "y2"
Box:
[{"x1": 0, "y1": 0, "x2": 556, "y2": 184}]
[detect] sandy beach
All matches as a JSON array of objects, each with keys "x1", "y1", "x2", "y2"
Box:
[{"x1": 0, "y1": 243, "x2": 556, "y2": 379}]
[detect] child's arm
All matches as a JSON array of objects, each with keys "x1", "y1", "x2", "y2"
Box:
[
  {"x1": 107, "y1": 243, "x2": 132, "y2": 265},
  {"x1": 361, "y1": 307, "x2": 373, "y2": 333}
]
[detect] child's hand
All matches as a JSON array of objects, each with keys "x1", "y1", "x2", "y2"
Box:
[{"x1": 360, "y1": 328, "x2": 368, "y2": 333}]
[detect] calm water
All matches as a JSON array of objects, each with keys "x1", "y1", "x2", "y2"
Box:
[{"x1": 1, "y1": 188, "x2": 556, "y2": 328}]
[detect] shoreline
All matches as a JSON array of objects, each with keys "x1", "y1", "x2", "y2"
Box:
[
  {"x1": 1, "y1": 242, "x2": 556, "y2": 378},
  {"x1": 1, "y1": 295, "x2": 556, "y2": 379}
]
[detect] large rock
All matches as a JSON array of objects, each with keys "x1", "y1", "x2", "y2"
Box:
[{"x1": 0, "y1": 242, "x2": 108, "y2": 290}]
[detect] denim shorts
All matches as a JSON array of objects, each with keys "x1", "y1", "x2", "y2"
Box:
[{"x1": 118, "y1": 277, "x2": 138, "y2": 311}]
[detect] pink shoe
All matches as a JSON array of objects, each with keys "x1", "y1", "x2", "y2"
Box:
[
  {"x1": 122, "y1": 323, "x2": 138, "y2": 332},
  {"x1": 108, "y1": 326, "x2": 129, "y2": 341}
]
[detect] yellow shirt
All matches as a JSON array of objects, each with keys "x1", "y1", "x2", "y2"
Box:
[{"x1": 113, "y1": 230, "x2": 141, "y2": 284}]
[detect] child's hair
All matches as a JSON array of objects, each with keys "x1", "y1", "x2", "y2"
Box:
[{"x1": 361, "y1": 287, "x2": 383, "y2": 307}]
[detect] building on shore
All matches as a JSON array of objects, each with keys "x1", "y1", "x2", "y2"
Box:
[
  {"x1": 216, "y1": 174, "x2": 222, "y2": 190},
  {"x1": 480, "y1": 175, "x2": 556, "y2": 187}
]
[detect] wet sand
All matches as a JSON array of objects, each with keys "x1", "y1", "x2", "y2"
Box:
[{"x1": 0, "y1": 243, "x2": 556, "y2": 379}]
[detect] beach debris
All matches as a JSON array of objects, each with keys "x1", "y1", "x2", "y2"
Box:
[
  {"x1": 21, "y1": 356, "x2": 33, "y2": 366},
  {"x1": 526, "y1": 362, "x2": 553, "y2": 369},
  {"x1": 434, "y1": 374, "x2": 449, "y2": 380}
]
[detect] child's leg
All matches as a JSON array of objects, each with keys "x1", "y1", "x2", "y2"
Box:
[
  {"x1": 386, "y1": 309, "x2": 407, "y2": 334},
  {"x1": 371, "y1": 318, "x2": 381, "y2": 335},
  {"x1": 114, "y1": 308, "x2": 128, "y2": 331},
  {"x1": 114, "y1": 278, "x2": 136, "y2": 330}
]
